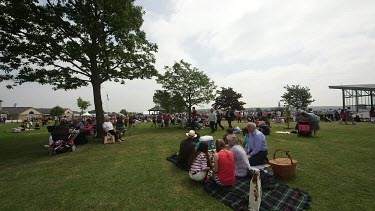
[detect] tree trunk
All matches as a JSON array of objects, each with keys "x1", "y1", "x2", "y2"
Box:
[{"x1": 91, "y1": 79, "x2": 104, "y2": 138}]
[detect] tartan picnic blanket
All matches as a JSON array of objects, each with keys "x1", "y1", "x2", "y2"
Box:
[
  {"x1": 204, "y1": 177, "x2": 312, "y2": 211},
  {"x1": 166, "y1": 154, "x2": 312, "y2": 210},
  {"x1": 166, "y1": 154, "x2": 189, "y2": 171}
]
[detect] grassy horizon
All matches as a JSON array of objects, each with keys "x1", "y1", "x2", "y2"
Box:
[{"x1": 0, "y1": 121, "x2": 374, "y2": 210}]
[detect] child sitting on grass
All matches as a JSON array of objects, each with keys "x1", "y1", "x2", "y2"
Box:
[{"x1": 189, "y1": 142, "x2": 212, "y2": 181}]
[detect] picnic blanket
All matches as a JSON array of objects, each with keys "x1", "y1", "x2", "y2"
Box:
[
  {"x1": 166, "y1": 154, "x2": 312, "y2": 210},
  {"x1": 275, "y1": 131, "x2": 291, "y2": 134},
  {"x1": 166, "y1": 153, "x2": 188, "y2": 171},
  {"x1": 204, "y1": 176, "x2": 312, "y2": 211}
]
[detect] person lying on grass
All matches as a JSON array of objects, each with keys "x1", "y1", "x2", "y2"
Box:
[
  {"x1": 212, "y1": 139, "x2": 235, "y2": 187},
  {"x1": 189, "y1": 142, "x2": 212, "y2": 181}
]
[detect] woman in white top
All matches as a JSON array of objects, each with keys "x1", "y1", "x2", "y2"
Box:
[{"x1": 103, "y1": 117, "x2": 121, "y2": 142}]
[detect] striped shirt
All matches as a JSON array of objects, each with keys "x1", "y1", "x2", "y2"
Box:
[{"x1": 189, "y1": 152, "x2": 208, "y2": 174}]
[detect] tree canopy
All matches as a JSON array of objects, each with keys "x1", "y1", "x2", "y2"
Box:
[
  {"x1": 212, "y1": 87, "x2": 245, "y2": 111},
  {"x1": 170, "y1": 93, "x2": 186, "y2": 113},
  {"x1": 156, "y1": 60, "x2": 216, "y2": 118},
  {"x1": 0, "y1": 0, "x2": 157, "y2": 136},
  {"x1": 153, "y1": 90, "x2": 186, "y2": 113},
  {"x1": 77, "y1": 97, "x2": 91, "y2": 115},
  {"x1": 119, "y1": 109, "x2": 127, "y2": 115},
  {"x1": 281, "y1": 85, "x2": 315, "y2": 110},
  {"x1": 153, "y1": 90, "x2": 172, "y2": 113},
  {"x1": 50, "y1": 106, "x2": 64, "y2": 117}
]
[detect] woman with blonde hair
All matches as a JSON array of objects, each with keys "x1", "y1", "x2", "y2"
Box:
[{"x1": 212, "y1": 139, "x2": 235, "y2": 186}]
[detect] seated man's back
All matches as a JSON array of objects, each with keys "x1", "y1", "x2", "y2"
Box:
[{"x1": 259, "y1": 125, "x2": 270, "y2": 135}]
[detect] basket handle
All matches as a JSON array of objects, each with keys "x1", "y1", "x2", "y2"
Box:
[{"x1": 273, "y1": 149, "x2": 294, "y2": 165}]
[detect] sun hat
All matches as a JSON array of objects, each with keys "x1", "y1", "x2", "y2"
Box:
[{"x1": 186, "y1": 130, "x2": 197, "y2": 137}]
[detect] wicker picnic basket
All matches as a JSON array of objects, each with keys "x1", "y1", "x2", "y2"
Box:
[{"x1": 268, "y1": 149, "x2": 297, "y2": 179}]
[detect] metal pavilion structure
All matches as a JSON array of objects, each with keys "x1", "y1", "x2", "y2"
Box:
[{"x1": 328, "y1": 84, "x2": 375, "y2": 112}]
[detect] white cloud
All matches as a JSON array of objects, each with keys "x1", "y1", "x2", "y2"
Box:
[
  {"x1": 141, "y1": 0, "x2": 375, "y2": 108},
  {"x1": 1, "y1": 0, "x2": 375, "y2": 111}
]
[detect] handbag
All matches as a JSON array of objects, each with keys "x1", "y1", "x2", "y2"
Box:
[{"x1": 104, "y1": 134, "x2": 115, "y2": 144}]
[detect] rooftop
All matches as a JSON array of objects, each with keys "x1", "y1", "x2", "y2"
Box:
[
  {"x1": 329, "y1": 84, "x2": 375, "y2": 91},
  {"x1": 1, "y1": 107, "x2": 34, "y2": 114}
]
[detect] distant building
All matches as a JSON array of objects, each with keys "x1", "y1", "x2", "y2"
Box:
[
  {"x1": 35, "y1": 108, "x2": 74, "y2": 119},
  {"x1": 1, "y1": 107, "x2": 42, "y2": 120},
  {"x1": 1, "y1": 106, "x2": 76, "y2": 120}
]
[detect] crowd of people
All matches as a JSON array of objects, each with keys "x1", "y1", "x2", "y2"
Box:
[{"x1": 176, "y1": 121, "x2": 269, "y2": 187}]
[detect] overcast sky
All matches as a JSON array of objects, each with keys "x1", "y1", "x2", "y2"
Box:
[{"x1": 1, "y1": 0, "x2": 375, "y2": 112}]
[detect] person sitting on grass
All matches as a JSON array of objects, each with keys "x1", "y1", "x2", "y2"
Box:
[
  {"x1": 258, "y1": 122, "x2": 270, "y2": 135},
  {"x1": 177, "y1": 130, "x2": 197, "y2": 170},
  {"x1": 253, "y1": 117, "x2": 260, "y2": 127},
  {"x1": 34, "y1": 122, "x2": 41, "y2": 130},
  {"x1": 20, "y1": 121, "x2": 27, "y2": 131},
  {"x1": 223, "y1": 128, "x2": 234, "y2": 144},
  {"x1": 247, "y1": 122, "x2": 269, "y2": 166},
  {"x1": 75, "y1": 119, "x2": 93, "y2": 145},
  {"x1": 189, "y1": 142, "x2": 212, "y2": 181},
  {"x1": 228, "y1": 135, "x2": 250, "y2": 177},
  {"x1": 194, "y1": 132, "x2": 202, "y2": 149},
  {"x1": 103, "y1": 117, "x2": 121, "y2": 142},
  {"x1": 212, "y1": 139, "x2": 235, "y2": 187},
  {"x1": 242, "y1": 127, "x2": 250, "y2": 149},
  {"x1": 82, "y1": 119, "x2": 93, "y2": 134},
  {"x1": 73, "y1": 117, "x2": 85, "y2": 134}
]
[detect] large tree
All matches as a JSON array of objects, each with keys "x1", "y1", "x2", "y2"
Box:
[
  {"x1": 156, "y1": 60, "x2": 216, "y2": 118},
  {"x1": 50, "y1": 106, "x2": 64, "y2": 117},
  {"x1": 0, "y1": 0, "x2": 157, "y2": 137},
  {"x1": 212, "y1": 87, "x2": 245, "y2": 111},
  {"x1": 77, "y1": 97, "x2": 91, "y2": 116},
  {"x1": 153, "y1": 90, "x2": 186, "y2": 113},
  {"x1": 119, "y1": 109, "x2": 127, "y2": 115},
  {"x1": 170, "y1": 93, "x2": 186, "y2": 113},
  {"x1": 281, "y1": 85, "x2": 315, "y2": 110},
  {"x1": 153, "y1": 90, "x2": 172, "y2": 113}
]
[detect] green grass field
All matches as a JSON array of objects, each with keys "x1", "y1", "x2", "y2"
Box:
[{"x1": 0, "y1": 121, "x2": 374, "y2": 210}]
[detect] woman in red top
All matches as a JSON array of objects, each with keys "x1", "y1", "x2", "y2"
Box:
[{"x1": 213, "y1": 139, "x2": 235, "y2": 186}]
